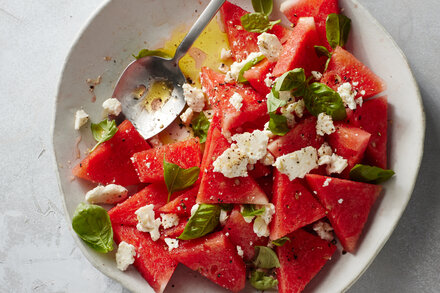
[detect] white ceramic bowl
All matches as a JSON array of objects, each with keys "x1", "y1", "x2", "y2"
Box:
[{"x1": 53, "y1": 0, "x2": 425, "y2": 292}]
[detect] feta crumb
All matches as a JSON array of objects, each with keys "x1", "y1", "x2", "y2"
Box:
[
  {"x1": 240, "y1": 205, "x2": 255, "y2": 223},
  {"x1": 316, "y1": 113, "x2": 336, "y2": 136},
  {"x1": 253, "y1": 216, "x2": 270, "y2": 237},
  {"x1": 74, "y1": 109, "x2": 89, "y2": 130},
  {"x1": 257, "y1": 33, "x2": 282, "y2": 62},
  {"x1": 218, "y1": 63, "x2": 230, "y2": 73},
  {"x1": 219, "y1": 209, "x2": 229, "y2": 225},
  {"x1": 164, "y1": 238, "x2": 179, "y2": 251},
  {"x1": 278, "y1": 90, "x2": 292, "y2": 102},
  {"x1": 161, "y1": 213, "x2": 179, "y2": 229},
  {"x1": 229, "y1": 92, "x2": 243, "y2": 111},
  {"x1": 148, "y1": 135, "x2": 163, "y2": 148},
  {"x1": 337, "y1": 82, "x2": 357, "y2": 110},
  {"x1": 338, "y1": 198, "x2": 344, "y2": 204},
  {"x1": 213, "y1": 144, "x2": 249, "y2": 178},
  {"x1": 231, "y1": 130, "x2": 270, "y2": 164},
  {"x1": 318, "y1": 142, "x2": 333, "y2": 157},
  {"x1": 190, "y1": 204, "x2": 200, "y2": 216},
  {"x1": 203, "y1": 109, "x2": 214, "y2": 120},
  {"x1": 260, "y1": 203, "x2": 275, "y2": 225},
  {"x1": 311, "y1": 71, "x2": 323, "y2": 80},
  {"x1": 355, "y1": 97, "x2": 363, "y2": 107},
  {"x1": 260, "y1": 152, "x2": 275, "y2": 166},
  {"x1": 313, "y1": 221, "x2": 334, "y2": 242},
  {"x1": 264, "y1": 73, "x2": 274, "y2": 88},
  {"x1": 102, "y1": 98, "x2": 122, "y2": 116},
  {"x1": 182, "y1": 83, "x2": 205, "y2": 112},
  {"x1": 85, "y1": 184, "x2": 128, "y2": 204},
  {"x1": 319, "y1": 154, "x2": 348, "y2": 174},
  {"x1": 225, "y1": 232, "x2": 230, "y2": 236},
  {"x1": 116, "y1": 241, "x2": 136, "y2": 271},
  {"x1": 293, "y1": 99, "x2": 305, "y2": 118},
  {"x1": 236, "y1": 246, "x2": 244, "y2": 258},
  {"x1": 360, "y1": 90, "x2": 366, "y2": 96},
  {"x1": 220, "y1": 48, "x2": 232, "y2": 60},
  {"x1": 322, "y1": 178, "x2": 332, "y2": 187},
  {"x1": 180, "y1": 107, "x2": 194, "y2": 125},
  {"x1": 281, "y1": 99, "x2": 305, "y2": 126},
  {"x1": 225, "y1": 52, "x2": 263, "y2": 83},
  {"x1": 273, "y1": 146, "x2": 318, "y2": 180},
  {"x1": 135, "y1": 204, "x2": 161, "y2": 241}
]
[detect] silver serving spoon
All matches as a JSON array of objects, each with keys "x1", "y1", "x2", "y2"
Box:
[{"x1": 112, "y1": 0, "x2": 225, "y2": 139}]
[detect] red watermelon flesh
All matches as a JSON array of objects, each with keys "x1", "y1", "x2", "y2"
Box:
[
  {"x1": 280, "y1": 0, "x2": 339, "y2": 49},
  {"x1": 273, "y1": 17, "x2": 325, "y2": 77},
  {"x1": 270, "y1": 171, "x2": 326, "y2": 240},
  {"x1": 268, "y1": 116, "x2": 324, "y2": 158},
  {"x1": 132, "y1": 138, "x2": 201, "y2": 183},
  {"x1": 248, "y1": 161, "x2": 272, "y2": 179},
  {"x1": 258, "y1": 175, "x2": 274, "y2": 200},
  {"x1": 349, "y1": 96, "x2": 388, "y2": 168},
  {"x1": 277, "y1": 229, "x2": 336, "y2": 293},
  {"x1": 200, "y1": 113, "x2": 221, "y2": 174},
  {"x1": 160, "y1": 217, "x2": 188, "y2": 240},
  {"x1": 321, "y1": 46, "x2": 386, "y2": 99},
  {"x1": 243, "y1": 59, "x2": 275, "y2": 96},
  {"x1": 200, "y1": 67, "x2": 226, "y2": 106},
  {"x1": 223, "y1": 208, "x2": 268, "y2": 261},
  {"x1": 157, "y1": 184, "x2": 199, "y2": 217},
  {"x1": 171, "y1": 232, "x2": 246, "y2": 292},
  {"x1": 72, "y1": 120, "x2": 150, "y2": 186},
  {"x1": 305, "y1": 174, "x2": 382, "y2": 252},
  {"x1": 197, "y1": 128, "x2": 269, "y2": 204},
  {"x1": 327, "y1": 123, "x2": 371, "y2": 177},
  {"x1": 112, "y1": 224, "x2": 178, "y2": 293}
]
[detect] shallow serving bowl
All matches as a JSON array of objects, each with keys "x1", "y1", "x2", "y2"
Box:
[{"x1": 53, "y1": 0, "x2": 425, "y2": 292}]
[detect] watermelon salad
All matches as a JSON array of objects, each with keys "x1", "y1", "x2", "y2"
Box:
[{"x1": 70, "y1": 0, "x2": 396, "y2": 292}]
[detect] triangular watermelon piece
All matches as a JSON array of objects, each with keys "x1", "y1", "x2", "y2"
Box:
[
  {"x1": 349, "y1": 96, "x2": 388, "y2": 168},
  {"x1": 157, "y1": 184, "x2": 199, "y2": 217},
  {"x1": 243, "y1": 59, "x2": 275, "y2": 96},
  {"x1": 200, "y1": 112, "x2": 222, "y2": 173},
  {"x1": 223, "y1": 208, "x2": 268, "y2": 261},
  {"x1": 273, "y1": 17, "x2": 325, "y2": 77},
  {"x1": 257, "y1": 175, "x2": 274, "y2": 200},
  {"x1": 197, "y1": 128, "x2": 269, "y2": 204},
  {"x1": 171, "y1": 232, "x2": 246, "y2": 292},
  {"x1": 270, "y1": 171, "x2": 326, "y2": 240},
  {"x1": 276, "y1": 229, "x2": 336, "y2": 293},
  {"x1": 200, "y1": 67, "x2": 226, "y2": 106},
  {"x1": 160, "y1": 217, "x2": 188, "y2": 240},
  {"x1": 131, "y1": 138, "x2": 201, "y2": 183},
  {"x1": 72, "y1": 120, "x2": 151, "y2": 186},
  {"x1": 305, "y1": 174, "x2": 382, "y2": 252},
  {"x1": 112, "y1": 224, "x2": 178, "y2": 293},
  {"x1": 321, "y1": 46, "x2": 386, "y2": 99},
  {"x1": 268, "y1": 116, "x2": 324, "y2": 158},
  {"x1": 248, "y1": 161, "x2": 272, "y2": 179}
]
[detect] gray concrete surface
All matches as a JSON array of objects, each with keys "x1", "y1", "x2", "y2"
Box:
[{"x1": 0, "y1": 0, "x2": 439, "y2": 292}]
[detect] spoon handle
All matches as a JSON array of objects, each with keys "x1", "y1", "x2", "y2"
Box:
[{"x1": 172, "y1": 0, "x2": 226, "y2": 63}]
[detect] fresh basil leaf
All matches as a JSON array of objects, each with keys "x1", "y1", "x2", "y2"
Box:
[
  {"x1": 191, "y1": 112, "x2": 210, "y2": 143},
  {"x1": 90, "y1": 119, "x2": 118, "y2": 152},
  {"x1": 238, "y1": 54, "x2": 266, "y2": 83},
  {"x1": 163, "y1": 158, "x2": 200, "y2": 202},
  {"x1": 326, "y1": 14, "x2": 351, "y2": 49},
  {"x1": 324, "y1": 56, "x2": 332, "y2": 72},
  {"x1": 268, "y1": 113, "x2": 289, "y2": 136},
  {"x1": 304, "y1": 82, "x2": 347, "y2": 120},
  {"x1": 271, "y1": 236, "x2": 290, "y2": 247},
  {"x1": 241, "y1": 204, "x2": 265, "y2": 217},
  {"x1": 267, "y1": 88, "x2": 287, "y2": 113},
  {"x1": 250, "y1": 270, "x2": 278, "y2": 290},
  {"x1": 314, "y1": 46, "x2": 332, "y2": 58},
  {"x1": 349, "y1": 164, "x2": 395, "y2": 184},
  {"x1": 241, "y1": 13, "x2": 281, "y2": 33},
  {"x1": 72, "y1": 203, "x2": 114, "y2": 253},
  {"x1": 132, "y1": 49, "x2": 171, "y2": 60},
  {"x1": 253, "y1": 246, "x2": 280, "y2": 269},
  {"x1": 178, "y1": 204, "x2": 221, "y2": 240},
  {"x1": 219, "y1": 203, "x2": 234, "y2": 211},
  {"x1": 274, "y1": 68, "x2": 307, "y2": 92},
  {"x1": 252, "y1": 0, "x2": 273, "y2": 16}
]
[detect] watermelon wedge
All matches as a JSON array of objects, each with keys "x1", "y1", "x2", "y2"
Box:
[
  {"x1": 277, "y1": 229, "x2": 336, "y2": 293},
  {"x1": 160, "y1": 217, "x2": 188, "y2": 240},
  {"x1": 243, "y1": 59, "x2": 275, "y2": 96},
  {"x1": 248, "y1": 161, "x2": 272, "y2": 179},
  {"x1": 305, "y1": 174, "x2": 382, "y2": 252},
  {"x1": 112, "y1": 224, "x2": 178, "y2": 293},
  {"x1": 200, "y1": 67, "x2": 226, "y2": 106},
  {"x1": 171, "y1": 232, "x2": 246, "y2": 292},
  {"x1": 157, "y1": 184, "x2": 199, "y2": 217},
  {"x1": 270, "y1": 171, "x2": 326, "y2": 240},
  {"x1": 72, "y1": 120, "x2": 150, "y2": 186}
]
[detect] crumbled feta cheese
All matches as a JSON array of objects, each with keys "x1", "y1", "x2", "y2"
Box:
[
  {"x1": 102, "y1": 98, "x2": 122, "y2": 116},
  {"x1": 213, "y1": 144, "x2": 249, "y2": 178},
  {"x1": 319, "y1": 154, "x2": 348, "y2": 174},
  {"x1": 236, "y1": 246, "x2": 244, "y2": 258},
  {"x1": 260, "y1": 203, "x2": 275, "y2": 224},
  {"x1": 225, "y1": 52, "x2": 263, "y2": 83},
  {"x1": 148, "y1": 135, "x2": 163, "y2": 147},
  {"x1": 116, "y1": 241, "x2": 136, "y2": 271},
  {"x1": 360, "y1": 90, "x2": 366, "y2": 96},
  {"x1": 257, "y1": 33, "x2": 282, "y2": 62},
  {"x1": 278, "y1": 91, "x2": 292, "y2": 102},
  {"x1": 220, "y1": 48, "x2": 232, "y2": 60},
  {"x1": 311, "y1": 71, "x2": 323, "y2": 80},
  {"x1": 316, "y1": 113, "x2": 336, "y2": 136},
  {"x1": 219, "y1": 209, "x2": 229, "y2": 225},
  {"x1": 264, "y1": 73, "x2": 274, "y2": 88},
  {"x1": 218, "y1": 63, "x2": 230, "y2": 73},
  {"x1": 85, "y1": 184, "x2": 128, "y2": 204},
  {"x1": 190, "y1": 204, "x2": 200, "y2": 216},
  {"x1": 293, "y1": 99, "x2": 305, "y2": 118},
  {"x1": 253, "y1": 216, "x2": 270, "y2": 237},
  {"x1": 273, "y1": 146, "x2": 318, "y2": 180},
  {"x1": 260, "y1": 152, "x2": 275, "y2": 166},
  {"x1": 281, "y1": 100, "x2": 305, "y2": 126},
  {"x1": 182, "y1": 83, "x2": 205, "y2": 112},
  {"x1": 338, "y1": 198, "x2": 344, "y2": 204},
  {"x1": 203, "y1": 109, "x2": 214, "y2": 120},
  {"x1": 229, "y1": 92, "x2": 243, "y2": 111},
  {"x1": 74, "y1": 109, "x2": 89, "y2": 130},
  {"x1": 313, "y1": 221, "x2": 334, "y2": 242},
  {"x1": 337, "y1": 82, "x2": 357, "y2": 110},
  {"x1": 355, "y1": 97, "x2": 363, "y2": 107},
  {"x1": 164, "y1": 238, "x2": 179, "y2": 251},
  {"x1": 180, "y1": 107, "x2": 194, "y2": 125},
  {"x1": 318, "y1": 142, "x2": 333, "y2": 157},
  {"x1": 322, "y1": 178, "x2": 332, "y2": 187},
  {"x1": 240, "y1": 205, "x2": 255, "y2": 223},
  {"x1": 161, "y1": 213, "x2": 179, "y2": 229},
  {"x1": 231, "y1": 130, "x2": 270, "y2": 164},
  {"x1": 135, "y1": 204, "x2": 161, "y2": 241}
]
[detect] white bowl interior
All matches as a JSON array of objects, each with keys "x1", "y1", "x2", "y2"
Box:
[{"x1": 53, "y1": 0, "x2": 425, "y2": 292}]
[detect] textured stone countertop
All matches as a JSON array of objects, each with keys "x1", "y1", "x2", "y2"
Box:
[{"x1": 0, "y1": 0, "x2": 439, "y2": 292}]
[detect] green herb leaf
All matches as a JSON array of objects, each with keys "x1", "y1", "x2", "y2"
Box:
[
  {"x1": 271, "y1": 236, "x2": 290, "y2": 247},
  {"x1": 326, "y1": 14, "x2": 351, "y2": 49},
  {"x1": 178, "y1": 204, "x2": 221, "y2": 240},
  {"x1": 241, "y1": 204, "x2": 265, "y2": 217},
  {"x1": 252, "y1": 0, "x2": 273, "y2": 16},
  {"x1": 241, "y1": 13, "x2": 281, "y2": 33},
  {"x1": 304, "y1": 82, "x2": 347, "y2": 120},
  {"x1": 72, "y1": 203, "x2": 114, "y2": 253},
  {"x1": 268, "y1": 113, "x2": 289, "y2": 136},
  {"x1": 250, "y1": 270, "x2": 278, "y2": 290},
  {"x1": 314, "y1": 45, "x2": 332, "y2": 58},
  {"x1": 274, "y1": 68, "x2": 307, "y2": 92},
  {"x1": 266, "y1": 88, "x2": 287, "y2": 113},
  {"x1": 253, "y1": 246, "x2": 281, "y2": 269},
  {"x1": 163, "y1": 158, "x2": 200, "y2": 202},
  {"x1": 191, "y1": 112, "x2": 210, "y2": 143},
  {"x1": 238, "y1": 54, "x2": 266, "y2": 83},
  {"x1": 132, "y1": 49, "x2": 171, "y2": 60},
  {"x1": 324, "y1": 56, "x2": 332, "y2": 72},
  {"x1": 349, "y1": 164, "x2": 395, "y2": 184},
  {"x1": 90, "y1": 119, "x2": 118, "y2": 152},
  {"x1": 219, "y1": 203, "x2": 234, "y2": 211}
]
